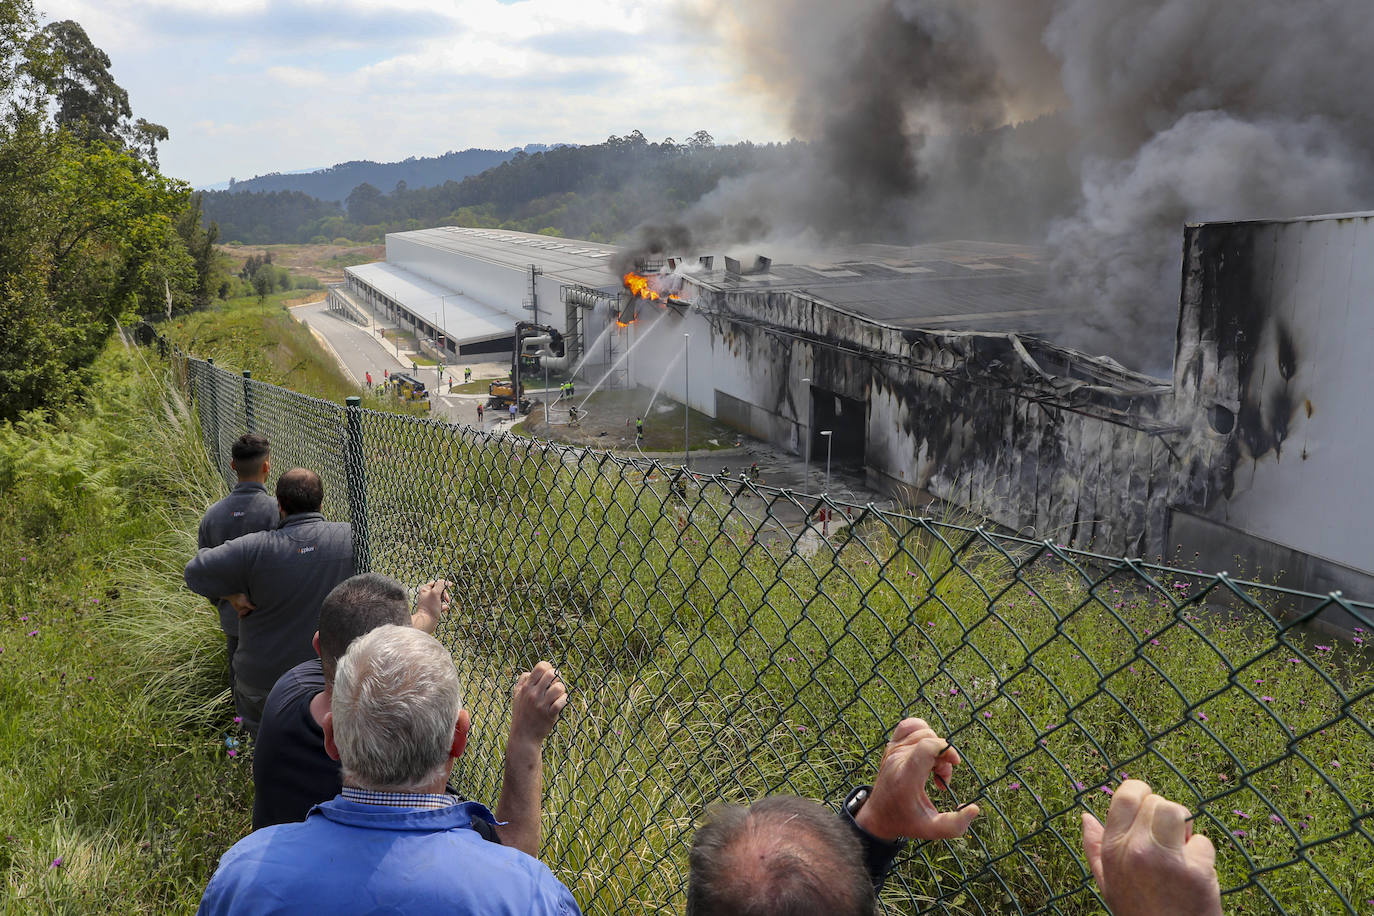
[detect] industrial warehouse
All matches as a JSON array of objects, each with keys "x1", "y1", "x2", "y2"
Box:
[{"x1": 330, "y1": 215, "x2": 1374, "y2": 607}]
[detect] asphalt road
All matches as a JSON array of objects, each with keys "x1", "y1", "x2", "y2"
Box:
[{"x1": 292, "y1": 300, "x2": 405, "y2": 387}]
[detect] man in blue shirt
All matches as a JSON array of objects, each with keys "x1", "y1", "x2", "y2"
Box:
[
  {"x1": 195, "y1": 433, "x2": 278, "y2": 692},
  {"x1": 199, "y1": 625, "x2": 580, "y2": 915}
]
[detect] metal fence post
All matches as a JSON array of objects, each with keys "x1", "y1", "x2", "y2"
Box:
[
  {"x1": 206, "y1": 358, "x2": 222, "y2": 474},
  {"x1": 242, "y1": 370, "x2": 255, "y2": 432},
  {"x1": 343, "y1": 395, "x2": 371, "y2": 574}
]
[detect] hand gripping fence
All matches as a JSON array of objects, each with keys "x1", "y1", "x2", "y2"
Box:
[{"x1": 178, "y1": 350, "x2": 1373, "y2": 915}]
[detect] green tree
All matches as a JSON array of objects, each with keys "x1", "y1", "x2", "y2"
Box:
[{"x1": 0, "y1": 1, "x2": 193, "y2": 419}]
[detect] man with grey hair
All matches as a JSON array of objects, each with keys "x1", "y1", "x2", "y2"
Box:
[
  {"x1": 252, "y1": 572, "x2": 566, "y2": 860},
  {"x1": 198, "y1": 625, "x2": 580, "y2": 915}
]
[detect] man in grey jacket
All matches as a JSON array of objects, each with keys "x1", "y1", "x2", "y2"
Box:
[
  {"x1": 185, "y1": 467, "x2": 355, "y2": 736},
  {"x1": 196, "y1": 434, "x2": 279, "y2": 696}
]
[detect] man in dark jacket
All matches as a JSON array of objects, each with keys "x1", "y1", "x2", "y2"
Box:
[
  {"x1": 196, "y1": 434, "x2": 279, "y2": 695},
  {"x1": 184, "y1": 467, "x2": 354, "y2": 735}
]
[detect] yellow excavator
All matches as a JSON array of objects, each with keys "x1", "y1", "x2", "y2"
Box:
[{"x1": 487, "y1": 322, "x2": 566, "y2": 413}]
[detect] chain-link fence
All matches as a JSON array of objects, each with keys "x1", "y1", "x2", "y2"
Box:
[{"x1": 177, "y1": 349, "x2": 1373, "y2": 915}]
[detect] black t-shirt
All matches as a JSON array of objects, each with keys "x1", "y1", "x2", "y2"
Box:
[
  {"x1": 250, "y1": 658, "x2": 502, "y2": 844},
  {"x1": 252, "y1": 659, "x2": 336, "y2": 830}
]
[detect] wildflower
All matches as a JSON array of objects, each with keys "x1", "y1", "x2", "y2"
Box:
[
  {"x1": 1101, "y1": 786, "x2": 1114, "y2": 795},
  {"x1": 1330, "y1": 760, "x2": 1341, "y2": 769},
  {"x1": 1197, "y1": 712, "x2": 1209, "y2": 721},
  {"x1": 795, "y1": 725, "x2": 808, "y2": 732},
  {"x1": 1150, "y1": 639, "x2": 1161, "y2": 647},
  {"x1": 1074, "y1": 781, "x2": 1087, "y2": 791},
  {"x1": 926, "y1": 621, "x2": 935, "y2": 627},
  {"x1": 19, "y1": 616, "x2": 27, "y2": 622},
  {"x1": 50, "y1": 857, "x2": 62, "y2": 869},
  {"x1": 1009, "y1": 782, "x2": 1022, "y2": 790},
  {"x1": 27, "y1": 630, "x2": 38, "y2": 637},
  {"x1": 1232, "y1": 830, "x2": 1247, "y2": 838},
  {"x1": 1269, "y1": 814, "x2": 1284, "y2": 824},
  {"x1": 983, "y1": 711, "x2": 993, "y2": 719},
  {"x1": 1261, "y1": 696, "x2": 1274, "y2": 703},
  {"x1": 785, "y1": 656, "x2": 794, "y2": 662},
  {"x1": 1289, "y1": 658, "x2": 1301, "y2": 664},
  {"x1": 949, "y1": 687, "x2": 959, "y2": 695},
  {"x1": 1315, "y1": 645, "x2": 1333, "y2": 652},
  {"x1": 227, "y1": 749, "x2": 238, "y2": 758},
  {"x1": 1233, "y1": 809, "x2": 1249, "y2": 819},
  {"x1": 1254, "y1": 678, "x2": 1264, "y2": 685},
  {"x1": 1354, "y1": 637, "x2": 1364, "y2": 646}
]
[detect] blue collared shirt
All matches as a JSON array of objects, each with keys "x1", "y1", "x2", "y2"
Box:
[{"x1": 199, "y1": 796, "x2": 580, "y2": 915}]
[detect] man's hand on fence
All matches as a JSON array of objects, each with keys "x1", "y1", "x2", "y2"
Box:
[
  {"x1": 493, "y1": 661, "x2": 568, "y2": 856},
  {"x1": 509, "y1": 661, "x2": 568, "y2": 747},
  {"x1": 854, "y1": 717, "x2": 981, "y2": 842},
  {"x1": 226, "y1": 593, "x2": 256, "y2": 618},
  {"x1": 411, "y1": 579, "x2": 451, "y2": 634},
  {"x1": 1081, "y1": 779, "x2": 1223, "y2": 916}
]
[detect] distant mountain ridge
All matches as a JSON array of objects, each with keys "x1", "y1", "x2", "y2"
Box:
[{"x1": 216, "y1": 144, "x2": 561, "y2": 202}]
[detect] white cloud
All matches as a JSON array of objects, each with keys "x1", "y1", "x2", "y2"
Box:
[{"x1": 32, "y1": 0, "x2": 787, "y2": 186}]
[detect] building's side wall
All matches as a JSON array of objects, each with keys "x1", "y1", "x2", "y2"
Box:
[
  {"x1": 629, "y1": 284, "x2": 1175, "y2": 556},
  {"x1": 1172, "y1": 214, "x2": 1374, "y2": 580}
]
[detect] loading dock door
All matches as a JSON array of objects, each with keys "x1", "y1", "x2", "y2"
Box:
[{"x1": 810, "y1": 386, "x2": 867, "y2": 466}]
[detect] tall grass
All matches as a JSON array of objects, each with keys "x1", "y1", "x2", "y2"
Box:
[{"x1": 0, "y1": 339, "x2": 250, "y2": 913}]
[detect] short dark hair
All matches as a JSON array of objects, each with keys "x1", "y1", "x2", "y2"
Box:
[
  {"x1": 317, "y1": 573, "x2": 410, "y2": 681},
  {"x1": 687, "y1": 796, "x2": 874, "y2": 916},
  {"x1": 276, "y1": 467, "x2": 323, "y2": 515},
  {"x1": 231, "y1": 433, "x2": 270, "y2": 476}
]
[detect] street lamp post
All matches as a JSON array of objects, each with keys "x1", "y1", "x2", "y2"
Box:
[
  {"x1": 683, "y1": 333, "x2": 690, "y2": 469},
  {"x1": 437, "y1": 296, "x2": 450, "y2": 392},
  {"x1": 820, "y1": 430, "x2": 833, "y2": 495},
  {"x1": 801, "y1": 376, "x2": 811, "y2": 491}
]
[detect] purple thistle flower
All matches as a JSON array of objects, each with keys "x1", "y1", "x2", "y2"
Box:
[
  {"x1": 1270, "y1": 814, "x2": 1284, "y2": 824},
  {"x1": 1261, "y1": 696, "x2": 1274, "y2": 703},
  {"x1": 50, "y1": 857, "x2": 62, "y2": 869},
  {"x1": 1316, "y1": 645, "x2": 1333, "y2": 652},
  {"x1": 1101, "y1": 786, "x2": 1114, "y2": 795},
  {"x1": 1197, "y1": 712, "x2": 1209, "y2": 721},
  {"x1": 1074, "y1": 781, "x2": 1086, "y2": 791},
  {"x1": 27, "y1": 630, "x2": 38, "y2": 637},
  {"x1": 1009, "y1": 782, "x2": 1021, "y2": 790},
  {"x1": 227, "y1": 748, "x2": 238, "y2": 758},
  {"x1": 1233, "y1": 809, "x2": 1249, "y2": 819},
  {"x1": 983, "y1": 710, "x2": 993, "y2": 719},
  {"x1": 1232, "y1": 829, "x2": 1247, "y2": 838}
]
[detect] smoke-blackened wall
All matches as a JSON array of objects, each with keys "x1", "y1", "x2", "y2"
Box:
[{"x1": 672, "y1": 0, "x2": 1374, "y2": 371}]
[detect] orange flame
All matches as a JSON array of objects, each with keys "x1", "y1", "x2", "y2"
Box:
[{"x1": 623, "y1": 272, "x2": 661, "y2": 301}]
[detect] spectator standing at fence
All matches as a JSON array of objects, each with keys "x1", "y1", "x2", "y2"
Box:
[
  {"x1": 198, "y1": 625, "x2": 580, "y2": 915},
  {"x1": 252, "y1": 573, "x2": 567, "y2": 858},
  {"x1": 687, "y1": 718, "x2": 1222, "y2": 916},
  {"x1": 195, "y1": 434, "x2": 278, "y2": 702},
  {"x1": 687, "y1": 717, "x2": 979, "y2": 916},
  {"x1": 477, "y1": 403, "x2": 485, "y2": 423},
  {"x1": 184, "y1": 468, "x2": 354, "y2": 736}
]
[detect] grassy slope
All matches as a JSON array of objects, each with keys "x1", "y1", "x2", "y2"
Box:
[{"x1": 0, "y1": 340, "x2": 249, "y2": 913}]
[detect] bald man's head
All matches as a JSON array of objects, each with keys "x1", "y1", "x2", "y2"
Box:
[
  {"x1": 277, "y1": 467, "x2": 324, "y2": 515},
  {"x1": 687, "y1": 796, "x2": 874, "y2": 916}
]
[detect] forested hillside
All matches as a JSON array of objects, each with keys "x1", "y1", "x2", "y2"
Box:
[
  {"x1": 220, "y1": 145, "x2": 547, "y2": 201},
  {"x1": 201, "y1": 130, "x2": 789, "y2": 245}
]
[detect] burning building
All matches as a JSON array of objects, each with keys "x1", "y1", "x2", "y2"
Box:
[{"x1": 357, "y1": 214, "x2": 1374, "y2": 601}]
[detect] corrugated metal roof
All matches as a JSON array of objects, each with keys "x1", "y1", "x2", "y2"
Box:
[
  {"x1": 691, "y1": 241, "x2": 1065, "y2": 334},
  {"x1": 388, "y1": 226, "x2": 621, "y2": 289},
  {"x1": 345, "y1": 262, "x2": 511, "y2": 345}
]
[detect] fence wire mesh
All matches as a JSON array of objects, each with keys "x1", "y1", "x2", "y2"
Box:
[{"x1": 180, "y1": 352, "x2": 1374, "y2": 915}]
